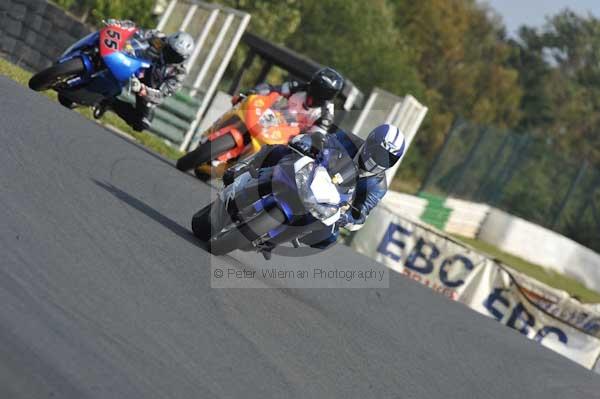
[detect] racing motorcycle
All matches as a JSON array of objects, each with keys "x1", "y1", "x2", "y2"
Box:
[
  {"x1": 28, "y1": 22, "x2": 151, "y2": 112},
  {"x1": 191, "y1": 136, "x2": 358, "y2": 258},
  {"x1": 175, "y1": 92, "x2": 302, "y2": 179}
]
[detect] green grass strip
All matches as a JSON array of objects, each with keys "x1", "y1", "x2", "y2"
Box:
[
  {"x1": 0, "y1": 57, "x2": 183, "y2": 160},
  {"x1": 453, "y1": 234, "x2": 600, "y2": 303}
]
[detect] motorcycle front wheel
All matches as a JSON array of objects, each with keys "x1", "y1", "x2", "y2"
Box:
[
  {"x1": 28, "y1": 58, "x2": 84, "y2": 91},
  {"x1": 176, "y1": 134, "x2": 237, "y2": 172},
  {"x1": 208, "y1": 206, "x2": 287, "y2": 256}
]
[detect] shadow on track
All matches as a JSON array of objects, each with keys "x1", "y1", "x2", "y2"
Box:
[
  {"x1": 92, "y1": 179, "x2": 207, "y2": 250},
  {"x1": 98, "y1": 124, "x2": 177, "y2": 170}
]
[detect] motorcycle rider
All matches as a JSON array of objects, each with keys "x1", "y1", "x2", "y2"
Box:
[
  {"x1": 91, "y1": 19, "x2": 194, "y2": 131},
  {"x1": 202, "y1": 123, "x2": 405, "y2": 253},
  {"x1": 299, "y1": 123, "x2": 406, "y2": 249},
  {"x1": 231, "y1": 67, "x2": 345, "y2": 133}
]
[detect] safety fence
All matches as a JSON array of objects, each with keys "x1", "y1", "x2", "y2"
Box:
[
  {"x1": 152, "y1": 0, "x2": 250, "y2": 150},
  {"x1": 351, "y1": 204, "x2": 600, "y2": 371},
  {"x1": 420, "y1": 119, "x2": 600, "y2": 254}
]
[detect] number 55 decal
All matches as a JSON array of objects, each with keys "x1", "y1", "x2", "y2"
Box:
[{"x1": 103, "y1": 29, "x2": 121, "y2": 50}]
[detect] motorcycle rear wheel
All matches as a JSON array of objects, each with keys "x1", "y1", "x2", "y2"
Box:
[
  {"x1": 208, "y1": 206, "x2": 286, "y2": 256},
  {"x1": 176, "y1": 134, "x2": 237, "y2": 172},
  {"x1": 28, "y1": 58, "x2": 84, "y2": 92}
]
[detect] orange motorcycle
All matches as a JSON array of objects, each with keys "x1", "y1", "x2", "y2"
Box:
[{"x1": 176, "y1": 93, "x2": 301, "y2": 179}]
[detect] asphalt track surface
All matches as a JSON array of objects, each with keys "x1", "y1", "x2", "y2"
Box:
[{"x1": 1, "y1": 76, "x2": 599, "y2": 398}]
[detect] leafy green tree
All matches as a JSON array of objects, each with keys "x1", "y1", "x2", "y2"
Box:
[
  {"x1": 286, "y1": 0, "x2": 423, "y2": 97},
  {"x1": 215, "y1": 0, "x2": 302, "y2": 87},
  {"x1": 390, "y1": 0, "x2": 522, "y2": 185},
  {"x1": 509, "y1": 10, "x2": 600, "y2": 165},
  {"x1": 212, "y1": 0, "x2": 524, "y2": 189},
  {"x1": 54, "y1": 0, "x2": 157, "y2": 28},
  {"x1": 219, "y1": 0, "x2": 301, "y2": 44},
  {"x1": 88, "y1": 0, "x2": 156, "y2": 27},
  {"x1": 285, "y1": 0, "x2": 426, "y2": 191},
  {"x1": 53, "y1": 0, "x2": 78, "y2": 9}
]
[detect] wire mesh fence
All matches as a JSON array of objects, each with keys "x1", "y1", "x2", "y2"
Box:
[{"x1": 420, "y1": 118, "x2": 600, "y2": 253}]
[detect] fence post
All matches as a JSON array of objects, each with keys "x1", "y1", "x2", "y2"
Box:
[
  {"x1": 156, "y1": 0, "x2": 178, "y2": 31},
  {"x1": 184, "y1": 9, "x2": 220, "y2": 70},
  {"x1": 571, "y1": 168, "x2": 600, "y2": 228},
  {"x1": 551, "y1": 160, "x2": 587, "y2": 229},
  {"x1": 180, "y1": 12, "x2": 251, "y2": 151},
  {"x1": 446, "y1": 125, "x2": 488, "y2": 197},
  {"x1": 418, "y1": 117, "x2": 462, "y2": 193},
  {"x1": 351, "y1": 91, "x2": 378, "y2": 137},
  {"x1": 254, "y1": 60, "x2": 273, "y2": 85},
  {"x1": 473, "y1": 130, "x2": 510, "y2": 202},
  {"x1": 489, "y1": 134, "x2": 531, "y2": 207},
  {"x1": 228, "y1": 49, "x2": 256, "y2": 95}
]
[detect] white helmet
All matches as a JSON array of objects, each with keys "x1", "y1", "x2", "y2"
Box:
[
  {"x1": 164, "y1": 31, "x2": 194, "y2": 63},
  {"x1": 357, "y1": 124, "x2": 406, "y2": 174}
]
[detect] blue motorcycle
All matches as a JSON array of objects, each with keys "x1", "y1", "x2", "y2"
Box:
[
  {"x1": 191, "y1": 134, "x2": 358, "y2": 259},
  {"x1": 28, "y1": 22, "x2": 151, "y2": 112}
]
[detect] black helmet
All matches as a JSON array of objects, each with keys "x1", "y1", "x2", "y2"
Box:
[{"x1": 306, "y1": 67, "x2": 344, "y2": 106}]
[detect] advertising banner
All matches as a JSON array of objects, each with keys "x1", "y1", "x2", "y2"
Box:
[
  {"x1": 352, "y1": 207, "x2": 489, "y2": 300},
  {"x1": 352, "y1": 205, "x2": 600, "y2": 369}
]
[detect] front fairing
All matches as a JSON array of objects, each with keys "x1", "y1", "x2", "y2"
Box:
[
  {"x1": 268, "y1": 155, "x2": 321, "y2": 223},
  {"x1": 316, "y1": 146, "x2": 358, "y2": 203},
  {"x1": 257, "y1": 97, "x2": 296, "y2": 128},
  {"x1": 245, "y1": 94, "x2": 301, "y2": 145},
  {"x1": 99, "y1": 26, "x2": 152, "y2": 82},
  {"x1": 102, "y1": 51, "x2": 151, "y2": 81}
]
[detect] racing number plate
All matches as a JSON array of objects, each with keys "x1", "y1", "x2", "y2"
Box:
[{"x1": 99, "y1": 25, "x2": 137, "y2": 57}]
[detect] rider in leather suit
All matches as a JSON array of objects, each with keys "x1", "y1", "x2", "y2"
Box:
[
  {"x1": 231, "y1": 67, "x2": 344, "y2": 134},
  {"x1": 91, "y1": 19, "x2": 194, "y2": 131},
  {"x1": 215, "y1": 124, "x2": 406, "y2": 251}
]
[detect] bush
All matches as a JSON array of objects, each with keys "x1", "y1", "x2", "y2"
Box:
[{"x1": 53, "y1": 0, "x2": 157, "y2": 28}]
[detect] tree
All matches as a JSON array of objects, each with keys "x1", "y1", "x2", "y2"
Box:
[
  {"x1": 219, "y1": 0, "x2": 301, "y2": 44},
  {"x1": 509, "y1": 10, "x2": 600, "y2": 165},
  {"x1": 214, "y1": 0, "x2": 303, "y2": 87},
  {"x1": 54, "y1": 0, "x2": 157, "y2": 28},
  {"x1": 390, "y1": 0, "x2": 522, "y2": 185},
  {"x1": 88, "y1": 0, "x2": 157, "y2": 27},
  {"x1": 286, "y1": 0, "x2": 423, "y2": 97}
]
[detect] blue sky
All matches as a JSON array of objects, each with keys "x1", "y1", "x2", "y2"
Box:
[{"x1": 483, "y1": 0, "x2": 600, "y2": 35}]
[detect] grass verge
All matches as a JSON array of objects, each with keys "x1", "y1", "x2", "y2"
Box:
[
  {"x1": 452, "y1": 234, "x2": 600, "y2": 303},
  {"x1": 0, "y1": 57, "x2": 182, "y2": 160}
]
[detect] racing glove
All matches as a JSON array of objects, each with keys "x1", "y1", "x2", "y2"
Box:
[
  {"x1": 223, "y1": 162, "x2": 257, "y2": 186},
  {"x1": 231, "y1": 88, "x2": 257, "y2": 105},
  {"x1": 337, "y1": 209, "x2": 365, "y2": 232},
  {"x1": 231, "y1": 94, "x2": 244, "y2": 105},
  {"x1": 222, "y1": 168, "x2": 237, "y2": 186},
  {"x1": 130, "y1": 77, "x2": 143, "y2": 93}
]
